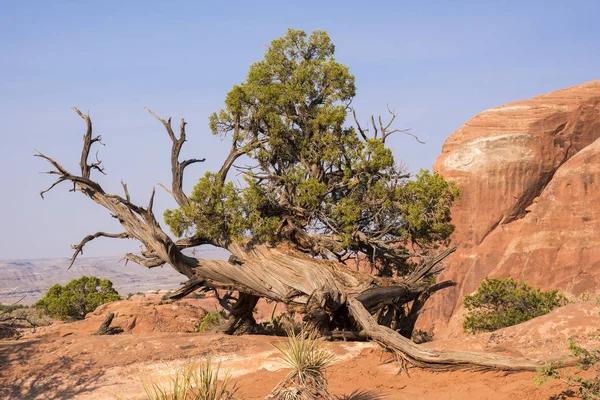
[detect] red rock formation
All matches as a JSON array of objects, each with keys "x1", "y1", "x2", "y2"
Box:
[{"x1": 427, "y1": 80, "x2": 600, "y2": 337}]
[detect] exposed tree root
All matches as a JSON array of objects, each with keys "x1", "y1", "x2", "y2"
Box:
[{"x1": 347, "y1": 298, "x2": 548, "y2": 371}]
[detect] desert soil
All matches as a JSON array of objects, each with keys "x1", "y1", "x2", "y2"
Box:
[{"x1": 2, "y1": 295, "x2": 597, "y2": 399}]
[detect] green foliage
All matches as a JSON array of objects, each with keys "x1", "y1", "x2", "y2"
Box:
[
  {"x1": 140, "y1": 358, "x2": 237, "y2": 400},
  {"x1": 35, "y1": 276, "x2": 120, "y2": 320},
  {"x1": 463, "y1": 278, "x2": 568, "y2": 334},
  {"x1": 536, "y1": 339, "x2": 600, "y2": 399},
  {"x1": 260, "y1": 308, "x2": 300, "y2": 336},
  {"x1": 197, "y1": 310, "x2": 227, "y2": 332},
  {"x1": 396, "y1": 169, "x2": 459, "y2": 244},
  {"x1": 164, "y1": 28, "x2": 459, "y2": 276}
]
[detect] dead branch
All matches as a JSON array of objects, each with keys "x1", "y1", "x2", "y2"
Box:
[
  {"x1": 69, "y1": 232, "x2": 130, "y2": 269},
  {"x1": 145, "y1": 107, "x2": 205, "y2": 207}
]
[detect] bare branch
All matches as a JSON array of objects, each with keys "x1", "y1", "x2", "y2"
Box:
[
  {"x1": 69, "y1": 232, "x2": 130, "y2": 269},
  {"x1": 145, "y1": 107, "x2": 176, "y2": 142},
  {"x1": 121, "y1": 181, "x2": 131, "y2": 203},
  {"x1": 146, "y1": 107, "x2": 205, "y2": 207},
  {"x1": 39, "y1": 176, "x2": 67, "y2": 199},
  {"x1": 352, "y1": 109, "x2": 368, "y2": 141},
  {"x1": 157, "y1": 182, "x2": 174, "y2": 196},
  {"x1": 121, "y1": 253, "x2": 165, "y2": 268},
  {"x1": 218, "y1": 138, "x2": 267, "y2": 182},
  {"x1": 147, "y1": 186, "x2": 156, "y2": 213},
  {"x1": 72, "y1": 106, "x2": 105, "y2": 179},
  {"x1": 175, "y1": 236, "x2": 213, "y2": 249}
]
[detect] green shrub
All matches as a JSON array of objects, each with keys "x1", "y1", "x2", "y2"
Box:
[
  {"x1": 463, "y1": 278, "x2": 567, "y2": 333},
  {"x1": 536, "y1": 339, "x2": 600, "y2": 399},
  {"x1": 197, "y1": 310, "x2": 227, "y2": 332},
  {"x1": 35, "y1": 276, "x2": 120, "y2": 320}
]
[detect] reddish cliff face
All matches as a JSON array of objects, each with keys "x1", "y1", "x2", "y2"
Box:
[{"x1": 427, "y1": 80, "x2": 600, "y2": 337}]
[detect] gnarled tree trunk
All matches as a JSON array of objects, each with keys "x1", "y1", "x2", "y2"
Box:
[{"x1": 36, "y1": 108, "x2": 552, "y2": 371}]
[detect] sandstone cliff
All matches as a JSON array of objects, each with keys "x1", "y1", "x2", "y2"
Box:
[{"x1": 428, "y1": 79, "x2": 600, "y2": 337}]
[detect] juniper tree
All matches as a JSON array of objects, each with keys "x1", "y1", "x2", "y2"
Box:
[{"x1": 36, "y1": 28, "x2": 545, "y2": 370}]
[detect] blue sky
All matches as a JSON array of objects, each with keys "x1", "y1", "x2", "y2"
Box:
[{"x1": 1, "y1": 0, "x2": 598, "y2": 259}]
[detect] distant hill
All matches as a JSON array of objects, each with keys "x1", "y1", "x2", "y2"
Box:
[{"x1": 0, "y1": 247, "x2": 229, "y2": 305}]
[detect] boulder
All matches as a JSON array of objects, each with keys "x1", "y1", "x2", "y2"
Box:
[{"x1": 426, "y1": 80, "x2": 600, "y2": 337}]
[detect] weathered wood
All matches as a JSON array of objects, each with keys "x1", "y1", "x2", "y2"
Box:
[
  {"x1": 169, "y1": 279, "x2": 207, "y2": 300},
  {"x1": 347, "y1": 298, "x2": 546, "y2": 371},
  {"x1": 36, "y1": 107, "x2": 568, "y2": 371},
  {"x1": 94, "y1": 312, "x2": 115, "y2": 335}
]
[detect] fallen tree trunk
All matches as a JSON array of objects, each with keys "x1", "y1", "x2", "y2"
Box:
[
  {"x1": 347, "y1": 298, "x2": 545, "y2": 371},
  {"x1": 35, "y1": 107, "x2": 562, "y2": 371}
]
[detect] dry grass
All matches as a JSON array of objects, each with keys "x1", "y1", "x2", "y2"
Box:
[
  {"x1": 267, "y1": 327, "x2": 336, "y2": 400},
  {"x1": 140, "y1": 358, "x2": 237, "y2": 400}
]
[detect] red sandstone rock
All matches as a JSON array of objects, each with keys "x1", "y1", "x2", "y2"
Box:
[{"x1": 426, "y1": 80, "x2": 600, "y2": 337}]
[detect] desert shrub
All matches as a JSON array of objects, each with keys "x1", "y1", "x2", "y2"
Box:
[
  {"x1": 35, "y1": 276, "x2": 120, "y2": 320},
  {"x1": 140, "y1": 358, "x2": 237, "y2": 400},
  {"x1": 0, "y1": 300, "x2": 39, "y2": 339},
  {"x1": 463, "y1": 278, "x2": 568, "y2": 334},
  {"x1": 260, "y1": 304, "x2": 300, "y2": 336},
  {"x1": 197, "y1": 310, "x2": 227, "y2": 332},
  {"x1": 536, "y1": 339, "x2": 600, "y2": 399},
  {"x1": 412, "y1": 329, "x2": 435, "y2": 344},
  {"x1": 267, "y1": 328, "x2": 335, "y2": 400}
]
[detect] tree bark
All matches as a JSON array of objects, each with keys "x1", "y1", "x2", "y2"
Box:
[
  {"x1": 94, "y1": 312, "x2": 116, "y2": 335},
  {"x1": 36, "y1": 107, "x2": 564, "y2": 371}
]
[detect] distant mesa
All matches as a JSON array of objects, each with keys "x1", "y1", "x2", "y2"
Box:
[{"x1": 0, "y1": 247, "x2": 230, "y2": 305}]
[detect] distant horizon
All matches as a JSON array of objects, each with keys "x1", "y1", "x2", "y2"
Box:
[{"x1": 0, "y1": 245, "x2": 229, "y2": 262}]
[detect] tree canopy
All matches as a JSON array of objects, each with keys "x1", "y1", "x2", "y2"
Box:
[
  {"x1": 34, "y1": 28, "x2": 549, "y2": 371},
  {"x1": 164, "y1": 29, "x2": 459, "y2": 276},
  {"x1": 35, "y1": 276, "x2": 120, "y2": 320}
]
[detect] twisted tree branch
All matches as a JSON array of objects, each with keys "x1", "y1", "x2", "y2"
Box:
[{"x1": 69, "y1": 232, "x2": 130, "y2": 269}]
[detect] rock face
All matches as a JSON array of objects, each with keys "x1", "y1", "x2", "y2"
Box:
[{"x1": 427, "y1": 80, "x2": 600, "y2": 337}]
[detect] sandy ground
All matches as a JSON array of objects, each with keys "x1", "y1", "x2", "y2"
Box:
[
  {"x1": 1, "y1": 296, "x2": 597, "y2": 399},
  {"x1": 0, "y1": 333, "x2": 572, "y2": 399}
]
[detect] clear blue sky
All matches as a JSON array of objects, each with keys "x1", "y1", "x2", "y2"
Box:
[{"x1": 1, "y1": 0, "x2": 598, "y2": 259}]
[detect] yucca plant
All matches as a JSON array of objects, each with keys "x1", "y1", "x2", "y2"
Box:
[
  {"x1": 267, "y1": 328, "x2": 336, "y2": 400},
  {"x1": 141, "y1": 358, "x2": 237, "y2": 400}
]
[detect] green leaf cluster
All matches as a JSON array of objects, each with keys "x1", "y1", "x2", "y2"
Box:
[
  {"x1": 463, "y1": 278, "x2": 568, "y2": 333},
  {"x1": 536, "y1": 339, "x2": 600, "y2": 399},
  {"x1": 35, "y1": 276, "x2": 120, "y2": 320},
  {"x1": 196, "y1": 310, "x2": 227, "y2": 333},
  {"x1": 165, "y1": 28, "x2": 459, "y2": 275}
]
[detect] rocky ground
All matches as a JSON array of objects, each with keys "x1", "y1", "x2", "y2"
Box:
[{"x1": 1, "y1": 295, "x2": 598, "y2": 399}]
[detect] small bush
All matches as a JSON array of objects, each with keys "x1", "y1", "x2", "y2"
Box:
[
  {"x1": 463, "y1": 278, "x2": 568, "y2": 334},
  {"x1": 140, "y1": 358, "x2": 237, "y2": 400},
  {"x1": 412, "y1": 329, "x2": 434, "y2": 344},
  {"x1": 260, "y1": 305, "x2": 300, "y2": 336},
  {"x1": 35, "y1": 276, "x2": 120, "y2": 320},
  {"x1": 268, "y1": 328, "x2": 335, "y2": 400},
  {"x1": 197, "y1": 310, "x2": 227, "y2": 333},
  {"x1": 536, "y1": 339, "x2": 600, "y2": 399}
]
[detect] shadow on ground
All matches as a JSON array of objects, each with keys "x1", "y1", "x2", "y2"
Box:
[
  {"x1": 0, "y1": 339, "x2": 104, "y2": 399},
  {"x1": 338, "y1": 389, "x2": 387, "y2": 399}
]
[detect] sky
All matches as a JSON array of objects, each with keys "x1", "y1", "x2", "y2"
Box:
[{"x1": 0, "y1": 0, "x2": 598, "y2": 260}]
